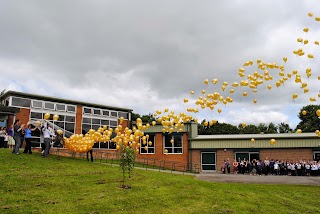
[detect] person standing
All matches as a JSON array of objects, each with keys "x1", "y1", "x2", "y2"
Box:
[
  {"x1": 42, "y1": 123, "x2": 55, "y2": 157},
  {"x1": 12, "y1": 120, "x2": 25, "y2": 155},
  {"x1": 233, "y1": 159, "x2": 238, "y2": 174},
  {"x1": 4, "y1": 130, "x2": 8, "y2": 148},
  {"x1": 0, "y1": 127, "x2": 6, "y2": 148},
  {"x1": 23, "y1": 123, "x2": 37, "y2": 154},
  {"x1": 7, "y1": 125, "x2": 15, "y2": 149}
]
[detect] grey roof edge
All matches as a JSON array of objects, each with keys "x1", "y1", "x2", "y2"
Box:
[
  {"x1": 0, "y1": 105, "x2": 20, "y2": 113},
  {"x1": 1, "y1": 90, "x2": 133, "y2": 112},
  {"x1": 192, "y1": 133, "x2": 319, "y2": 140}
]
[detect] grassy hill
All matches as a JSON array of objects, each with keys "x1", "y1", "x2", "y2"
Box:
[{"x1": 0, "y1": 149, "x2": 319, "y2": 214}]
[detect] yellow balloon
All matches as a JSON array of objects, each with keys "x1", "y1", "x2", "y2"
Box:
[
  {"x1": 308, "y1": 54, "x2": 314, "y2": 59},
  {"x1": 152, "y1": 121, "x2": 156, "y2": 126},
  {"x1": 35, "y1": 121, "x2": 41, "y2": 127},
  {"x1": 170, "y1": 139, "x2": 174, "y2": 144},
  {"x1": 183, "y1": 98, "x2": 189, "y2": 103},
  {"x1": 297, "y1": 38, "x2": 303, "y2": 43},
  {"x1": 308, "y1": 12, "x2": 313, "y2": 17},
  {"x1": 242, "y1": 123, "x2": 246, "y2": 128},
  {"x1": 202, "y1": 90, "x2": 206, "y2": 95},
  {"x1": 292, "y1": 93, "x2": 298, "y2": 100},
  {"x1": 315, "y1": 41, "x2": 319, "y2": 45},
  {"x1": 190, "y1": 91, "x2": 195, "y2": 95},
  {"x1": 217, "y1": 108, "x2": 222, "y2": 113},
  {"x1": 303, "y1": 39, "x2": 309, "y2": 45},
  {"x1": 204, "y1": 79, "x2": 209, "y2": 85},
  {"x1": 315, "y1": 17, "x2": 320, "y2": 21},
  {"x1": 283, "y1": 57, "x2": 287, "y2": 63},
  {"x1": 253, "y1": 99, "x2": 257, "y2": 104},
  {"x1": 267, "y1": 85, "x2": 272, "y2": 90},
  {"x1": 310, "y1": 97, "x2": 316, "y2": 102},
  {"x1": 302, "y1": 110, "x2": 307, "y2": 115},
  {"x1": 44, "y1": 113, "x2": 50, "y2": 120},
  {"x1": 242, "y1": 92, "x2": 248, "y2": 97},
  {"x1": 296, "y1": 129, "x2": 302, "y2": 134},
  {"x1": 270, "y1": 139, "x2": 276, "y2": 145},
  {"x1": 53, "y1": 114, "x2": 59, "y2": 121},
  {"x1": 251, "y1": 138, "x2": 255, "y2": 143},
  {"x1": 303, "y1": 27, "x2": 309, "y2": 33}
]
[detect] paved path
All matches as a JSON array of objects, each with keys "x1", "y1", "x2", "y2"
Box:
[{"x1": 196, "y1": 173, "x2": 320, "y2": 186}]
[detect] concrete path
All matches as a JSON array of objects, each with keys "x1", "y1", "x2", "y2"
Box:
[{"x1": 196, "y1": 173, "x2": 320, "y2": 186}]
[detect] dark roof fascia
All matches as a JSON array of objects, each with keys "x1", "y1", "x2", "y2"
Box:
[
  {"x1": 0, "y1": 105, "x2": 20, "y2": 113},
  {"x1": 2, "y1": 91, "x2": 133, "y2": 112}
]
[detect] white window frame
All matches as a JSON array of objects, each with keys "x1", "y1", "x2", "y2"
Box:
[
  {"x1": 66, "y1": 105, "x2": 76, "y2": 113},
  {"x1": 83, "y1": 107, "x2": 92, "y2": 115},
  {"x1": 140, "y1": 135, "x2": 155, "y2": 154},
  {"x1": 32, "y1": 100, "x2": 43, "y2": 109},
  {"x1": 110, "y1": 111, "x2": 118, "y2": 118},
  {"x1": 44, "y1": 101, "x2": 55, "y2": 110},
  {"x1": 56, "y1": 103, "x2": 66, "y2": 112},
  {"x1": 93, "y1": 108, "x2": 101, "y2": 116},
  {"x1": 102, "y1": 110, "x2": 110, "y2": 117},
  {"x1": 234, "y1": 152, "x2": 260, "y2": 162},
  {"x1": 10, "y1": 96, "x2": 31, "y2": 108},
  {"x1": 163, "y1": 134, "x2": 183, "y2": 154}
]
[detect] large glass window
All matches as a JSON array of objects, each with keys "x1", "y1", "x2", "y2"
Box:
[
  {"x1": 44, "y1": 102, "x2": 55, "y2": 110},
  {"x1": 118, "y1": 112, "x2": 128, "y2": 119},
  {"x1": 93, "y1": 109, "x2": 101, "y2": 115},
  {"x1": 32, "y1": 100, "x2": 43, "y2": 109},
  {"x1": 12, "y1": 97, "x2": 31, "y2": 108},
  {"x1": 235, "y1": 152, "x2": 260, "y2": 162},
  {"x1": 67, "y1": 105, "x2": 76, "y2": 113},
  {"x1": 201, "y1": 152, "x2": 216, "y2": 171},
  {"x1": 140, "y1": 134, "x2": 155, "y2": 154},
  {"x1": 163, "y1": 134, "x2": 183, "y2": 154},
  {"x1": 83, "y1": 107, "x2": 92, "y2": 114},
  {"x1": 102, "y1": 110, "x2": 109, "y2": 116},
  {"x1": 314, "y1": 152, "x2": 320, "y2": 161},
  {"x1": 110, "y1": 120, "x2": 118, "y2": 127},
  {"x1": 110, "y1": 111, "x2": 118, "y2": 117},
  {"x1": 56, "y1": 104, "x2": 66, "y2": 111}
]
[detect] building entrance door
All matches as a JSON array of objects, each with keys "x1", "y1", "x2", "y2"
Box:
[{"x1": 201, "y1": 152, "x2": 216, "y2": 171}]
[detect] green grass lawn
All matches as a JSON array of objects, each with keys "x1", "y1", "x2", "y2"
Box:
[{"x1": 0, "y1": 149, "x2": 319, "y2": 214}]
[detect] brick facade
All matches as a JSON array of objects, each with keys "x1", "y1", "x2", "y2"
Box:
[
  {"x1": 260, "y1": 148, "x2": 314, "y2": 161},
  {"x1": 216, "y1": 149, "x2": 234, "y2": 172},
  {"x1": 75, "y1": 105, "x2": 83, "y2": 134}
]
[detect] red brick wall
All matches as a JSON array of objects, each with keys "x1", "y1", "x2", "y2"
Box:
[
  {"x1": 119, "y1": 120, "x2": 129, "y2": 129},
  {"x1": 15, "y1": 108, "x2": 30, "y2": 127},
  {"x1": 6, "y1": 115, "x2": 15, "y2": 129},
  {"x1": 217, "y1": 149, "x2": 234, "y2": 172},
  {"x1": 137, "y1": 133, "x2": 189, "y2": 169},
  {"x1": 260, "y1": 148, "x2": 313, "y2": 161},
  {"x1": 75, "y1": 105, "x2": 82, "y2": 134},
  {"x1": 190, "y1": 150, "x2": 201, "y2": 171}
]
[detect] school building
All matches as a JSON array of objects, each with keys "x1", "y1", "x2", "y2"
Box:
[{"x1": 1, "y1": 91, "x2": 319, "y2": 172}]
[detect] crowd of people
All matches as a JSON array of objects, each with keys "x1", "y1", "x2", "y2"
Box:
[
  {"x1": 221, "y1": 157, "x2": 320, "y2": 176},
  {"x1": 0, "y1": 119, "x2": 63, "y2": 157}
]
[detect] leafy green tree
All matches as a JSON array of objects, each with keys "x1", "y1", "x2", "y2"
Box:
[
  {"x1": 278, "y1": 122, "x2": 292, "y2": 133},
  {"x1": 199, "y1": 121, "x2": 239, "y2": 135},
  {"x1": 238, "y1": 124, "x2": 260, "y2": 134},
  {"x1": 257, "y1": 123, "x2": 268, "y2": 133},
  {"x1": 132, "y1": 113, "x2": 156, "y2": 123},
  {"x1": 267, "y1": 122, "x2": 278, "y2": 134},
  {"x1": 119, "y1": 146, "x2": 136, "y2": 188},
  {"x1": 296, "y1": 105, "x2": 320, "y2": 132}
]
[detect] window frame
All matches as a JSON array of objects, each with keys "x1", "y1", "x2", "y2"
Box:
[
  {"x1": 163, "y1": 134, "x2": 183, "y2": 154},
  {"x1": 11, "y1": 96, "x2": 31, "y2": 108},
  {"x1": 44, "y1": 101, "x2": 55, "y2": 110},
  {"x1": 140, "y1": 135, "x2": 155, "y2": 154}
]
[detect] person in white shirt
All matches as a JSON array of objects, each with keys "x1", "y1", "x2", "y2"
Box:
[
  {"x1": 274, "y1": 161, "x2": 279, "y2": 175},
  {"x1": 42, "y1": 123, "x2": 55, "y2": 158}
]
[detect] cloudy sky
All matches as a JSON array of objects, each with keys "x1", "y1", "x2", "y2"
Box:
[{"x1": 0, "y1": 0, "x2": 319, "y2": 129}]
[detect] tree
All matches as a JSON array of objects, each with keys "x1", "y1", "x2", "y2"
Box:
[
  {"x1": 267, "y1": 122, "x2": 278, "y2": 134},
  {"x1": 119, "y1": 144, "x2": 136, "y2": 189},
  {"x1": 278, "y1": 122, "x2": 292, "y2": 133},
  {"x1": 198, "y1": 121, "x2": 239, "y2": 135},
  {"x1": 257, "y1": 123, "x2": 268, "y2": 133},
  {"x1": 238, "y1": 124, "x2": 260, "y2": 134},
  {"x1": 131, "y1": 113, "x2": 156, "y2": 123},
  {"x1": 296, "y1": 105, "x2": 320, "y2": 132}
]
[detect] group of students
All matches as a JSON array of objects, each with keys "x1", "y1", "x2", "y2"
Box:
[
  {"x1": 221, "y1": 158, "x2": 320, "y2": 176},
  {"x1": 1, "y1": 119, "x2": 63, "y2": 158}
]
